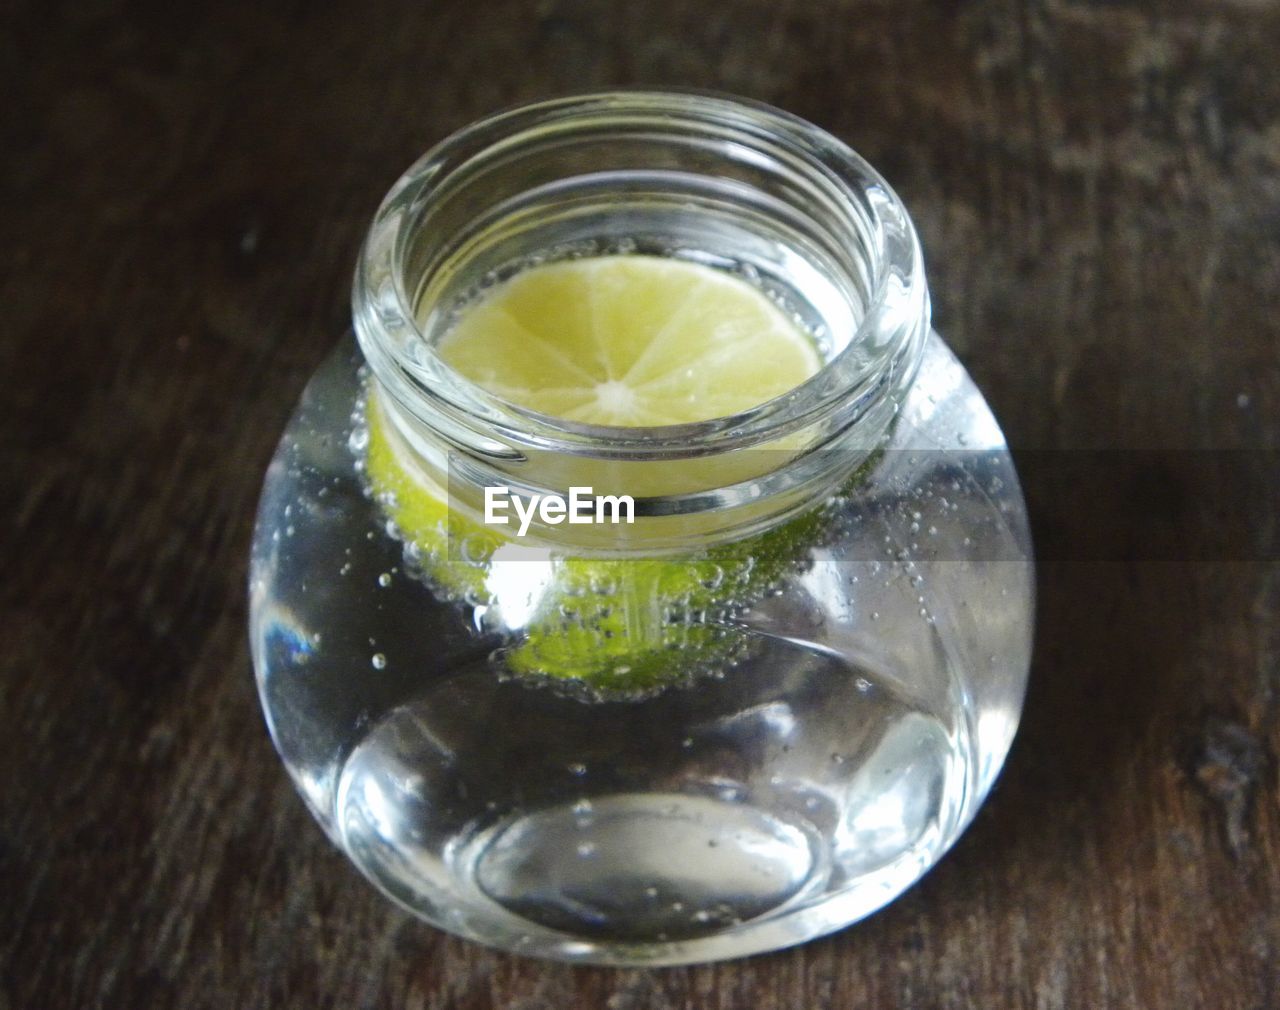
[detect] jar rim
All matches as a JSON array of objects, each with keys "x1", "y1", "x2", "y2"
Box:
[{"x1": 354, "y1": 89, "x2": 929, "y2": 461}]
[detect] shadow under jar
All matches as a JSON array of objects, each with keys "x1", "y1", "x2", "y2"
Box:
[{"x1": 249, "y1": 91, "x2": 1034, "y2": 965}]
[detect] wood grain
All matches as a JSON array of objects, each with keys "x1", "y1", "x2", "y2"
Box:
[{"x1": 2, "y1": 0, "x2": 1278, "y2": 1007}]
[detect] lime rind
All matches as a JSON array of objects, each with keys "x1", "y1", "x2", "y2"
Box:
[
  {"x1": 502, "y1": 502, "x2": 833, "y2": 690},
  {"x1": 362, "y1": 394, "x2": 502, "y2": 602},
  {"x1": 361, "y1": 387, "x2": 850, "y2": 692}
]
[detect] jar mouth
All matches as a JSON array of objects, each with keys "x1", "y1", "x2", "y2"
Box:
[{"x1": 354, "y1": 89, "x2": 929, "y2": 464}]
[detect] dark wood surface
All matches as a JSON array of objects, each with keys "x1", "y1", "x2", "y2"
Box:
[{"x1": 4, "y1": 1, "x2": 1279, "y2": 1006}]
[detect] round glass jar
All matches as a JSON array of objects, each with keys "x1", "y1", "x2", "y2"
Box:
[{"x1": 250, "y1": 91, "x2": 1034, "y2": 965}]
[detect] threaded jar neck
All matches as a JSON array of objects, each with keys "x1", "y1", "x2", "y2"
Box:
[{"x1": 352, "y1": 91, "x2": 930, "y2": 549}]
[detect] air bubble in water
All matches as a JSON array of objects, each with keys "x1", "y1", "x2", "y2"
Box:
[{"x1": 460, "y1": 535, "x2": 487, "y2": 566}]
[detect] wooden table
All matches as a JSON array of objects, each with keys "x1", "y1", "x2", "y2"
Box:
[{"x1": 4, "y1": 1, "x2": 1277, "y2": 1006}]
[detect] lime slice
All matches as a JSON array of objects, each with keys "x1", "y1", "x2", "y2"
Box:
[
  {"x1": 363, "y1": 256, "x2": 833, "y2": 691},
  {"x1": 438, "y1": 256, "x2": 821, "y2": 426}
]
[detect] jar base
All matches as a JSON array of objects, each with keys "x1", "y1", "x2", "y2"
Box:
[{"x1": 468, "y1": 792, "x2": 820, "y2": 941}]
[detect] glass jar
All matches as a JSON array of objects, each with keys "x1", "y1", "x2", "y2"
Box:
[{"x1": 249, "y1": 91, "x2": 1033, "y2": 965}]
